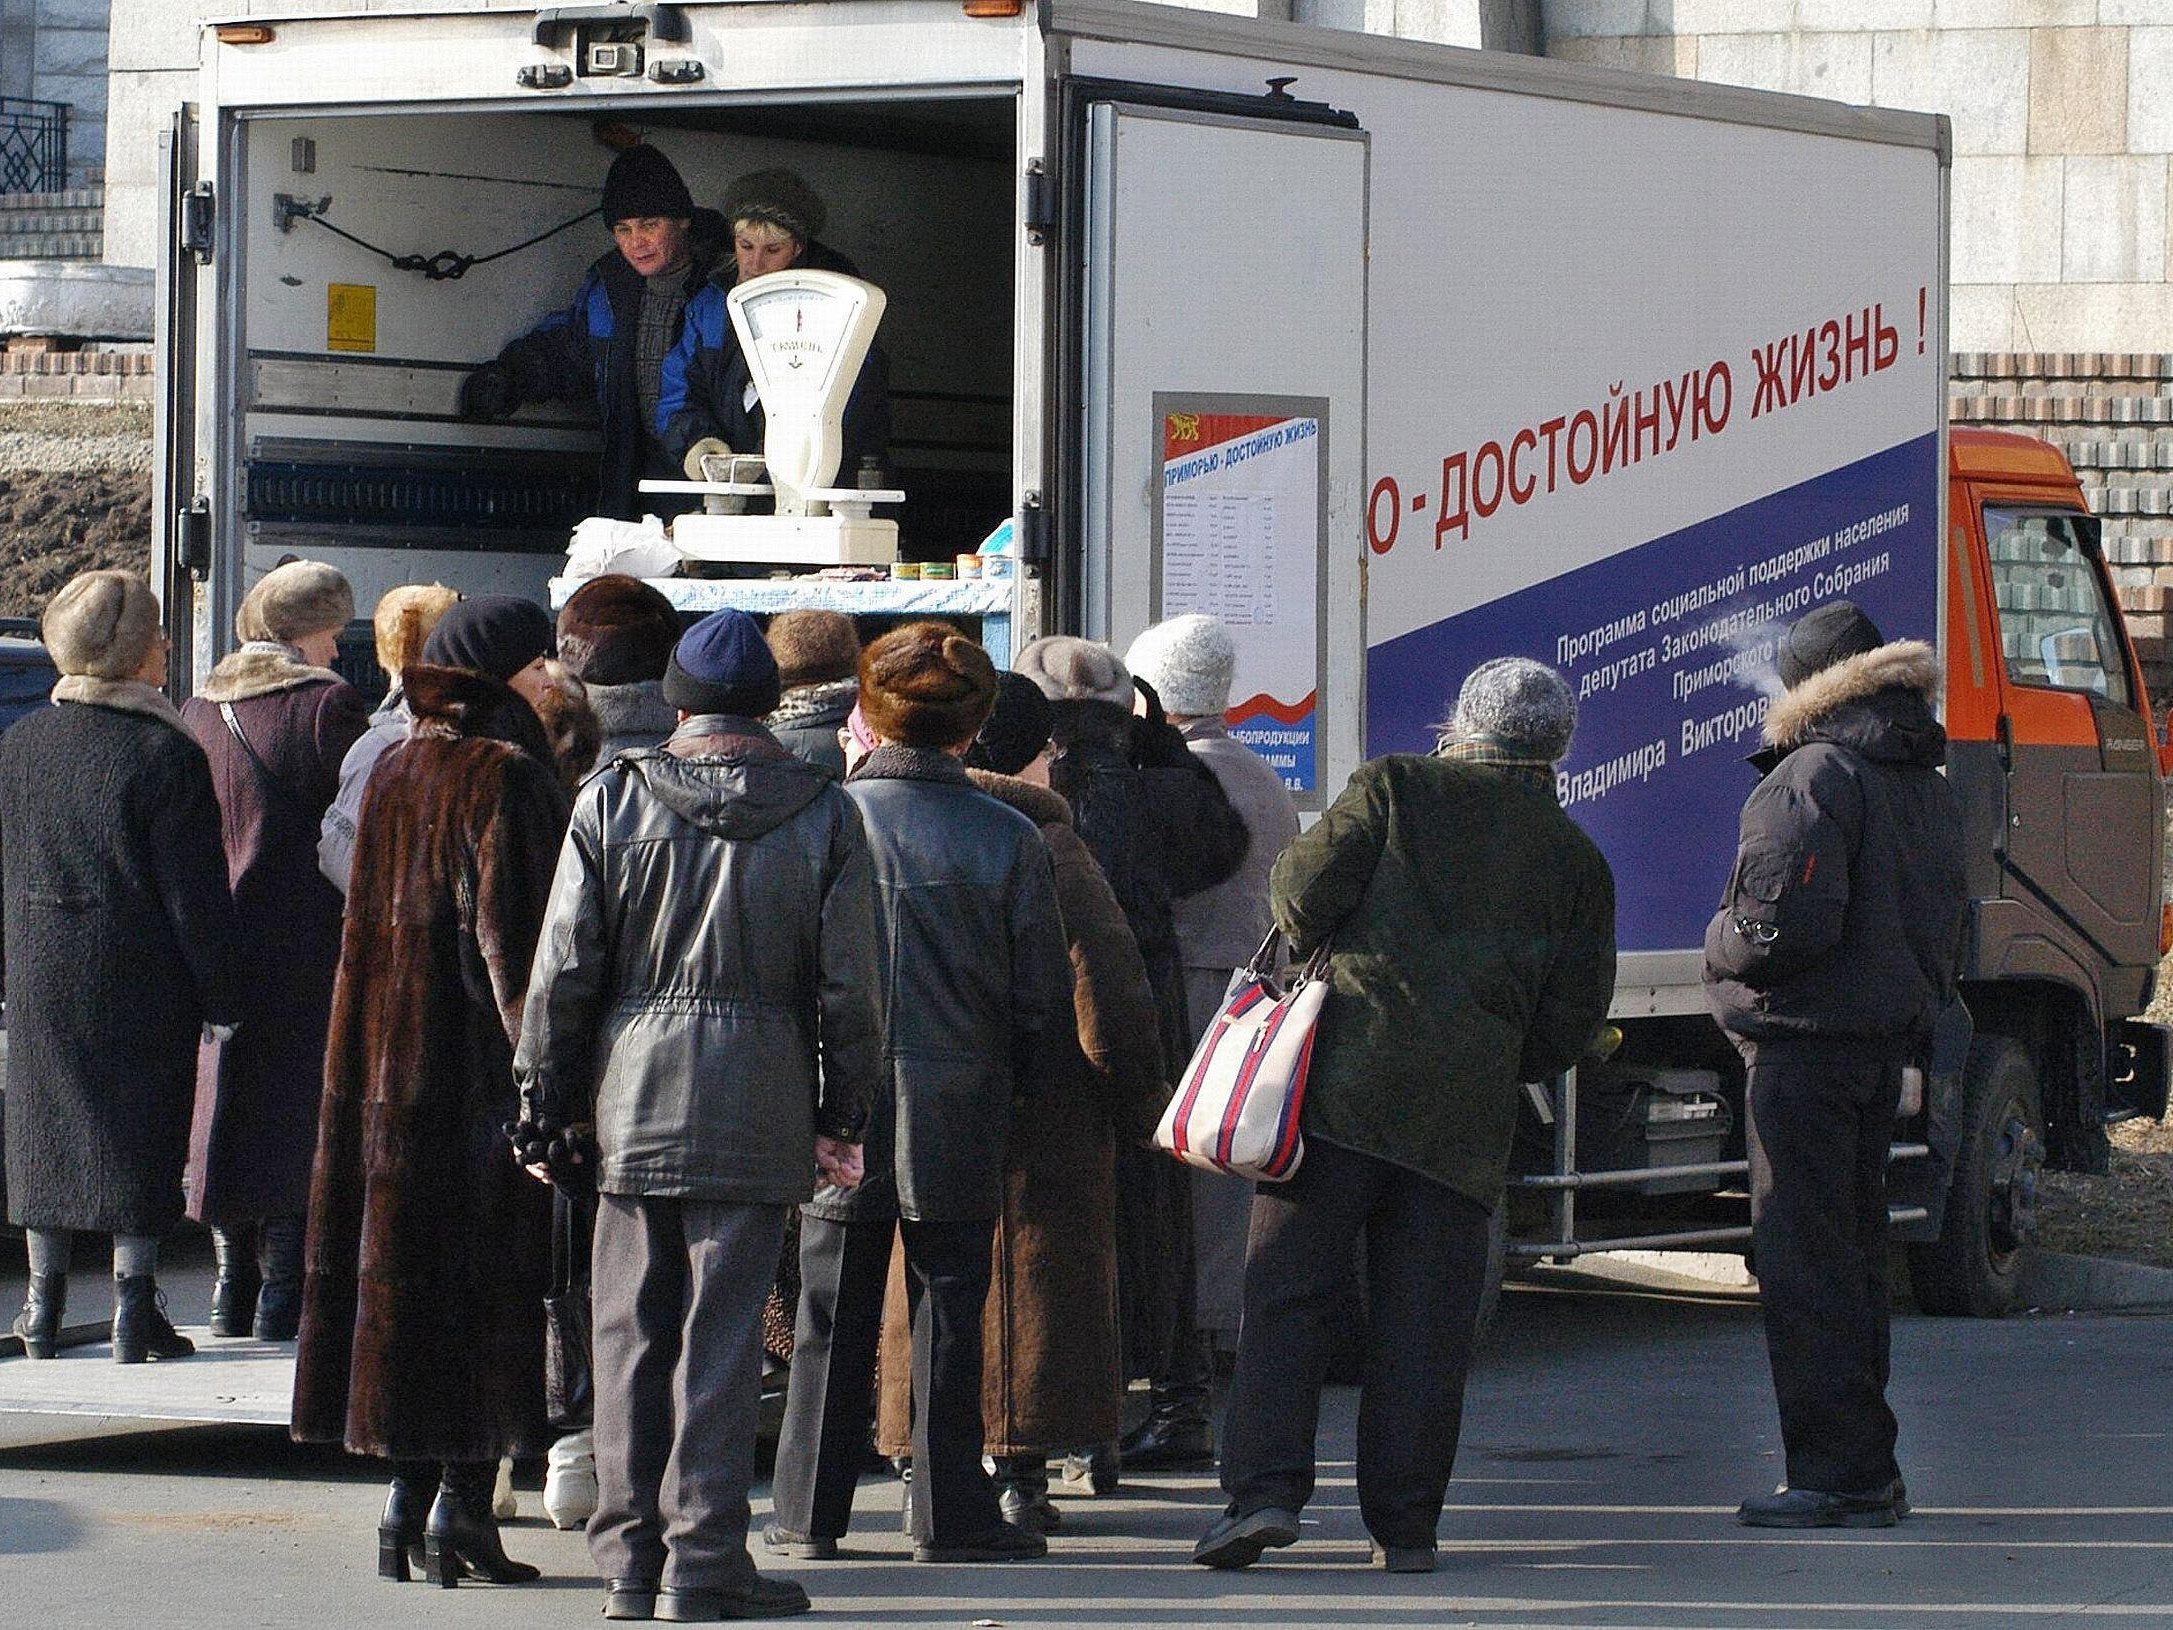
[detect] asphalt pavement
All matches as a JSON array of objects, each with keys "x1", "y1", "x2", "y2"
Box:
[{"x1": 3, "y1": 1263, "x2": 2171, "y2": 1629}]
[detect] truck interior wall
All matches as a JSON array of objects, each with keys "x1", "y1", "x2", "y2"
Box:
[{"x1": 231, "y1": 100, "x2": 1016, "y2": 615}]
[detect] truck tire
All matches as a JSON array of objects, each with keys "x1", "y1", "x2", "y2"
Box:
[{"x1": 1907, "y1": 1037, "x2": 2045, "y2": 1317}]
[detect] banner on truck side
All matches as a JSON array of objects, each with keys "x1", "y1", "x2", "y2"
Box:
[
  {"x1": 1153, "y1": 394, "x2": 1330, "y2": 802},
  {"x1": 1337, "y1": 92, "x2": 1946, "y2": 956}
]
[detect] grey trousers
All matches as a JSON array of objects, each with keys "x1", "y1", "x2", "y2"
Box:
[{"x1": 587, "y1": 1193, "x2": 786, "y2": 1591}]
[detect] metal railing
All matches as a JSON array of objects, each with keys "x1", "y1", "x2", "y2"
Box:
[{"x1": 0, "y1": 98, "x2": 68, "y2": 195}]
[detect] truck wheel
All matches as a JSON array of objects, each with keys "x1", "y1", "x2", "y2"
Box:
[
  {"x1": 1473, "y1": 1203, "x2": 1508, "y2": 1344},
  {"x1": 1907, "y1": 1038, "x2": 2045, "y2": 1317}
]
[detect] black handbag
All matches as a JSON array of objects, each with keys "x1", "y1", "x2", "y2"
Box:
[{"x1": 543, "y1": 1188, "x2": 594, "y2": 1432}]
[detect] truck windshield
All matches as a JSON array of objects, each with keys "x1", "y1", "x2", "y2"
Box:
[{"x1": 1982, "y1": 507, "x2": 2131, "y2": 708}]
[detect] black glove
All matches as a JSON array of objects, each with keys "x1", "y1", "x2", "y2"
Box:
[
  {"x1": 506, "y1": 1105, "x2": 598, "y2": 1199},
  {"x1": 458, "y1": 363, "x2": 519, "y2": 421}
]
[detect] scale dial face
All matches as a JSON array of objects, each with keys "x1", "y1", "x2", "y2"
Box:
[{"x1": 737, "y1": 283, "x2": 860, "y2": 400}]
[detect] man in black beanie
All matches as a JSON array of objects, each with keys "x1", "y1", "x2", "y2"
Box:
[
  {"x1": 516, "y1": 609, "x2": 880, "y2": 1621},
  {"x1": 459, "y1": 143, "x2": 726, "y2": 522},
  {"x1": 1704, "y1": 599, "x2": 1966, "y2": 1529}
]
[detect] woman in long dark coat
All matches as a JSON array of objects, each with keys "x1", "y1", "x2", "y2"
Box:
[
  {"x1": 291, "y1": 597, "x2": 567, "y2": 1587},
  {"x1": 1012, "y1": 637, "x2": 1248, "y2": 1482},
  {"x1": 181, "y1": 560, "x2": 370, "y2": 1341},
  {"x1": 1, "y1": 570, "x2": 241, "y2": 1363},
  {"x1": 874, "y1": 674, "x2": 1169, "y2": 1531}
]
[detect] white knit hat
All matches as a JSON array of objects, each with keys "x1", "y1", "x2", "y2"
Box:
[{"x1": 1124, "y1": 614, "x2": 1235, "y2": 718}]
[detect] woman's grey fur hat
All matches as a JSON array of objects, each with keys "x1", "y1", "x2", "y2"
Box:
[
  {"x1": 1444, "y1": 657, "x2": 1577, "y2": 762},
  {"x1": 236, "y1": 559, "x2": 355, "y2": 645},
  {"x1": 44, "y1": 569, "x2": 162, "y2": 681},
  {"x1": 719, "y1": 168, "x2": 826, "y2": 244},
  {"x1": 1013, "y1": 635, "x2": 1134, "y2": 710}
]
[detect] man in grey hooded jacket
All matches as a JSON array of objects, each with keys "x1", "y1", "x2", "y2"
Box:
[{"x1": 516, "y1": 608, "x2": 881, "y2": 1622}]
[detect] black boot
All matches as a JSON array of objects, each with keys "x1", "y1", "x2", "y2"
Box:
[
  {"x1": 208, "y1": 1226, "x2": 261, "y2": 1338},
  {"x1": 994, "y1": 1455, "x2": 1060, "y2": 1533},
  {"x1": 379, "y1": 1461, "x2": 434, "y2": 1582},
  {"x1": 10, "y1": 1272, "x2": 66, "y2": 1360},
  {"x1": 253, "y1": 1216, "x2": 304, "y2": 1341},
  {"x1": 112, "y1": 1274, "x2": 194, "y2": 1363},
  {"x1": 423, "y1": 1461, "x2": 540, "y2": 1586},
  {"x1": 1117, "y1": 1389, "x2": 1214, "y2": 1471}
]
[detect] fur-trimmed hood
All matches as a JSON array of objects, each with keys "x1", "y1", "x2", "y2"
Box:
[
  {"x1": 966, "y1": 767, "x2": 1072, "y2": 829},
  {"x1": 1763, "y1": 639, "x2": 1943, "y2": 760},
  {"x1": 197, "y1": 641, "x2": 343, "y2": 705}
]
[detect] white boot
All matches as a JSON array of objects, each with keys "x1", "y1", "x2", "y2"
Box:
[
  {"x1": 543, "y1": 1428, "x2": 598, "y2": 1531},
  {"x1": 492, "y1": 1454, "x2": 518, "y2": 1521}
]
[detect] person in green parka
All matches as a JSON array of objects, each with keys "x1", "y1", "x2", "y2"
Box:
[{"x1": 1194, "y1": 656, "x2": 1617, "y2": 1576}]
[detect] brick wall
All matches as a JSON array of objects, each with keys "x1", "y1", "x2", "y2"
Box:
[
  {"x1": 1952, "y1": 350, "x2": 2173, "y2": 703},
  {"x1": 0, "y1": 347, "x2": 152, "y2": 400}
]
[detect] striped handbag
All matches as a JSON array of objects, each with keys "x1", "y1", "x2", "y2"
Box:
[{"x1": 1154, "y1": 930, "x2": 1332, "y2": 1182}]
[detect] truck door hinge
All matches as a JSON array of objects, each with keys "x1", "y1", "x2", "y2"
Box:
[
  {"x1": 1995, "y1": 711, "x2": 2014, "y2": 772},
  {"x1": 1023, "y1": 161, "x2": 1056, "y2": 244},
  {"x1": 1017, "y1": 492, "x2": 1048, "y2": 564},
  {"x1": 177, "y1": 495, "x2": 212, "y2": 580},
  {"x1": 179, "y1": 183, "x2": 215, "y2": 264}
]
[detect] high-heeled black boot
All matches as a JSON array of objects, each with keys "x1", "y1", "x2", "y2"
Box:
[
  {"x1": 112, "y1": 1274, "x2": 194, "y2": 1363},
  {"x1": 253, "y1": 1216, "x2": 304, "y2": 1341},
  {"x1": 422, "y1": 1461, "x2": 540, "y2": 1587},
  {"x1": 11, "y1": 1272, "x2": 66, "y2": 1360},
  {"x1": 378, "y1": 1460, "x2": 434, "y2": 1582},
  {"x1": 208, "y1": 1226, "x2": 261, "y2": 1338}
]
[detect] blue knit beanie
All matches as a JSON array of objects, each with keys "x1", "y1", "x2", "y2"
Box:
[{"x1": 664, "y1": 609, "x2": 782, "y2": 719}]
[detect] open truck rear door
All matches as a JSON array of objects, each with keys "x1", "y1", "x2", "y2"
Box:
[{"x1": 1066, "y1": 86, "x2": 1367, "y2": 809}]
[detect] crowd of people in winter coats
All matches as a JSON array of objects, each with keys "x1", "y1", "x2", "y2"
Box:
[{"x1": 2, "y1": 550, "x2": 1953, "y2": 1612}]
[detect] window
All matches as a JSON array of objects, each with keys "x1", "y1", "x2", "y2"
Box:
[{"x1": 1981, "y1": 507, "x2": 2131, "y2": 708}]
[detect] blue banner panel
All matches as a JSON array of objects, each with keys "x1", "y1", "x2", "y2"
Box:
[{"x1": 1365, "y1": 432, "x2": 1940, "y2": 954}]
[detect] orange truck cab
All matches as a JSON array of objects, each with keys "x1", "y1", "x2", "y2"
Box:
[{"x1": 1907, "y1": 429, "x2": 2172, "y2": 1310}]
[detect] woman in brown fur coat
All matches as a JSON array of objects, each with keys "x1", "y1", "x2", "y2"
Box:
[
  {"x1": 876, "y1": 674, "x2": 1168, "y2": 1532},
  {"x1": 292, "y1": 597, "x2": 568, "y2": 1588},
  {"x1": 181, "y1": 561, "x2": 371, "y2": 1343}
]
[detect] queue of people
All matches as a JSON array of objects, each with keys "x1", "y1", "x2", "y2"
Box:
[{"x1": 0, "y1": 552, "x2": 1964, "y2": 1609}]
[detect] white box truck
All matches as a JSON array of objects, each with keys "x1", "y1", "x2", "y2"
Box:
[{"x1": 146, "y1": 0, "x2": 2166, "y2": 1325}]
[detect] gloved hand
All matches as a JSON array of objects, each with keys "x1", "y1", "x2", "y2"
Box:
[
  {"x1": 458, "y1": 363, "x2": 519, "y2": 422},
  {"x1": 506, "y1": 1105, "x2": 598, "y2": 1198},
  {"x1": 682, "y1": 436, "x2": 735, "y2": 480}
]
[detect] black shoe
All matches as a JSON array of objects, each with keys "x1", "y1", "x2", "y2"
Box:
[
  {"x1": 997, "y1": 1481, "x2": 1061, "y2": 1534},
  {"x1": 1370, "y1": 1539, "x2": 1438, "y2": 1573},
  {"x1": 422, "y1": 1462, "x2": 541, "y2": 1585},
  {"x1": 1053, "y1": 1444, "x2": 1119, "y2": 1497},
  {"x1": 1117, "y1": 1407, "x2": 1214, "y2": 1471},
  {"x1": 208, "y1": 1228, "x2": 260, "y2": 1338},
  {"x1": 604, "y1": 1579, "x2": 660, "y2": 1619},
  {"x1": 1192, "y1": 1507, "x2": 1301, "y2": 1570},
  {"x1": 912, "y1": 1521, "x2": 1048, "y2": 1563},
  {"x1": 378, "y1": 1464, "x2": 432, "y2": 1582},
  {"x1": 112, "y1": 1275, "x2": 193, "y2": 1363},
  {"x1": 1889, "y1": 1477, "x2": 1912, "y2": 1519},
  {"x1": 994, "y1": 1455, "x2": 1060, "y2": 1534},
  {"x1": 654, "y1": 1577, "x2": 810, "y2": 1620},
  {"x1": 759, "y1": 1524, "x2": 837, "y2": 1561},
  {"x1": 1737, "y1": 1485, "x2": 1898, "y2": 1529},
  {"x1": 253, "y1": 1216, "x2": 304, "y2": 1342},
  {"x1": 10, "y1": 1272, "x2": 66, "y2": 1360}
]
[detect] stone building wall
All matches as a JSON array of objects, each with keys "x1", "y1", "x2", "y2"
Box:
[{"x1": 1, "y1": 0, "x2": 109, "y2": 191}]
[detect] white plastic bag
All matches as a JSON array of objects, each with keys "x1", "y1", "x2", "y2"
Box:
[{"x1": 564, "y1": 514, "x2": 678, "y2": 581}]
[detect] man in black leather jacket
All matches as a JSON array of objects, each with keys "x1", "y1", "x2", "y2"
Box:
[
  {"x1": 515, "y1": 608, "x2": 881, "y2": 1622},
  {"x1": 1704, "y1": 600, "x2": 1966, "y2": 1531},
  {"x1": 767, "y1": 622, "x2": 1072, "y2": 1566}
]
